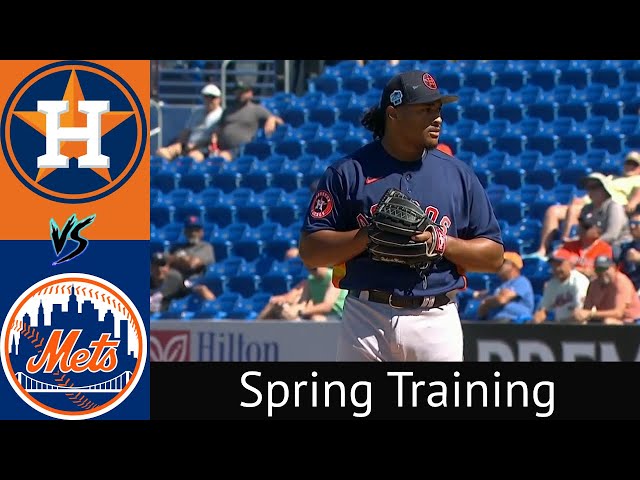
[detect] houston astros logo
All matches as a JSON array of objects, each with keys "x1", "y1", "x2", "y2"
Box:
[
  {"x1": 423, "y1": 73, "x2": 438, "y2": 90},
  {"x1": 1, "y1": 60, "x2": 147, "y2": 203},
  {"x1": 310, "y1": 190, "x2": 334, "y2": 219},
  {"x1": 0, "y1": 273, "x2": 146, "y2": 420}
]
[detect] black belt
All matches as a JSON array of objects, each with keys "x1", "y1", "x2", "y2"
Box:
[{"x1": 349, "y1": 290, "x2": 453, "y2": 310}]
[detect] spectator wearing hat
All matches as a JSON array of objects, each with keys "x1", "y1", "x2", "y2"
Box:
[
  {"x1": 210, "y1": 82, "x2": 285, "y2": 161},
  {"x1": 156, "y1": 83, "x2": 224, "y2": 162},
  {"x1": 554, "y1": 209, "x2": 613, "y2": 279},
  {"x1": 574, "y1": 255, "x2": 640, "y2": 324},
  {"x1": 532, "y1": 248, "x2": 590, "y2": 323},
  {"x1": 616, "y1": 208, "x2": 640, "y2": 292},
  {"x1": 167, "y1": 215, "x2": 215, "y2": 280},
  {"x1": 530, "y1": 151, "x2": 640, "y2": 259},
  {"x1": 476, "y1": 252, "x2": 535, "y2": 322}
]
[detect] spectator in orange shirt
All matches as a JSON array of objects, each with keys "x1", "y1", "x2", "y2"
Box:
[
  {"x1": 556, "y1": 209, "x2": 613, "y2": 279},
  {"x1": 574, "y1": 255, "x2": 640, "y2": 324}
]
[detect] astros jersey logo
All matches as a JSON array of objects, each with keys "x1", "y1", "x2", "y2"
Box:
[
  {"x1": 0, "y1": 273, "x2": 147, "y2": 420},
  {"x1": 1, "y1": 60, "x2": 147, "y2": 203}
]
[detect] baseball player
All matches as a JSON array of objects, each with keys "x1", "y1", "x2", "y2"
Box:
[{"x1": 298, "y1": 70, "x2": 504, "y2": 361}]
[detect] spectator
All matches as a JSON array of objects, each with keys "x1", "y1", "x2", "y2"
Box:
[
  {"x1": 476, "y1": 252, "x2": 535, "y2": 322},
  {"x1": 258, "y1": 267, "x2": 347, "y2": 321},
  {"x1": 167, "y1": 216, "x2": 215, "y2": 280},
  {"x1": 150, "y1": 252, "x2": 190, "y2": 313},
  {"x1": 530, "y1": 152, "x2": 640, "y2": 258},
  {"x1": 617, "y1": 208, "x2": 640, "y2": 292},
  {"x1": 532, "y1": 248, "x2": 590, "y2": 323},
  {"x1": 574, "y1": 255, "x2": 640, "y2": 324},
  {"x1": 156, "y1": 83, "x2": 223, "y2": 162},
  {"x1": 554, "y1": 209, "x2": 613, "y2": 279},
  {"x1": 211, "y1": 83, "x2": 284, "y2": 161}
]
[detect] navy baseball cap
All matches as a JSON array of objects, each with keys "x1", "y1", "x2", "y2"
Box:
[
  {"x1": 380, "y1": 70, "x2": 459, "y2": 110},
  {"x1": 184, "y1": 215, "x2": 203, "y2": 229}
]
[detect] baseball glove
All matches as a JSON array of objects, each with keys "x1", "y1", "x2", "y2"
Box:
[{"x1": 367, "y1": 188, "x2": 447, "y2": 272}]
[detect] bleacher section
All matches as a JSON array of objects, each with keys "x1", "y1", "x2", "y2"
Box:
[{"x1": 151, "y1": 59, "x2": 640, "y2": 321}]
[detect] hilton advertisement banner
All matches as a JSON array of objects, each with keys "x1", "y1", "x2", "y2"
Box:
[{"x1": 151, "y1": 321, "x2": 640, "y2": 362}]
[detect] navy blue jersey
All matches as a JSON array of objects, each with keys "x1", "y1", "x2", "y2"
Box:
[{"x1": 302, "y1": 140, "x2": 503, "y2": 296}]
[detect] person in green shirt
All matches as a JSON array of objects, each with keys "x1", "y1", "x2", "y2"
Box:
[{"x1": 258, "y1": 267, "x2": 347, "y2": 321}]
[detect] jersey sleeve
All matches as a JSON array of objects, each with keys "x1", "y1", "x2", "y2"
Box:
[
  {"x1": 460, "y1": 171, "x2": 503, "y2": 244},
  {"x1": 301, "y1": 166, "x2": 349, "y2": 233}
]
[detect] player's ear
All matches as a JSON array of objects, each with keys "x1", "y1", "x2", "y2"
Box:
[{"x1": 386, "y1": 105, "x2": 398, "y2": 120}]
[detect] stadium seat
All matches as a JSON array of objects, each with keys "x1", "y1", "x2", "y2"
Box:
[
  {"x1": 465, "y1": 273, "x2": 490, "y2": 291},
  {"x1": 204, "y1": 204, "x2": 236, "y2": 228},
  {"x1": 558, "y1": 132, "x2": 592, "y2": 154},
  {"x1": 494, "y1": 134, "x2": 526, "y2": 156},
  {"x1": 550, "y1": 85, "x2": 577, "y2": 104},
  {"x1": 464, "y1": 70, "x2": 495, "y2": 92},
  {"x1": 525, "y1": 168, "x2": 557, "y2": 190},
  {"x1": 308, "y1": 105, "x2": 339, "y2": 127},
  {"x1": 151, "y1": 204, "x2": 173, "y2": 228},
  {"x1": 512, "y1": 118, "x2": 544, "y2": 137},
  {"x1": 615, "y1": 115, "x2": 640, "y2": 135},
  {"x1": 574, "y1": 83, "x2": 609, "y2": 103},
  {"x1": 151, "y1": 169, "x2": 178, "y2": 193},
  {"x1": 260, "y1": 273, "x2": 293, "y2": 295},
  {"x1": 309, "y1": 73, "x2": 342, "y2": 95},
  {"x1": 494, "y1": 70, "x2": 528, "y2": 92},
  {"x1": 558, "y1": 102, "x2": 591, "y2": 122},
  {"x1": 591, "y1": 133, "x2": 625, "y2": 154},
  {"x1": 591, "y1": 100, "x2": 624, "y2": 122},
  {"x1": 591, "y1": 67, "x2": 623, "y2": 88},
  {"x1": 494, "y1": 199, "x2": 527, "y2": 225},
  {"x1": 577, "y1": 116, "x2": 610, "y2": 136},
  {"x1": 235, "y1": 203, "x2": 267, "y2": 227},
  {"x1": 461, "y1": 135, "x2": 493, "y2": 156},
  {"x1": 173, "y1": 203, "x2": 204, "y2": 225},
  {"x1": 493, "y1": 167, "x2": 525, "y2": 190},
  {"x1": 337, "y1": 135, "x2": 368, "y2": 155},
  {"x1": 455, "y1": 87, "x2": 481, "y2": 106},
  {"x1": 449, "y1": 118, "x2": 479, "y2": 139},
  {"x1": 526, "y1": 133, "x2": 559, "y2": 155},
  {"x1": 274, "y1": 138, "x2": 306, "y2": 159},
  {"x1": 461, "y1": 104, "x2": 494, "y2": 124},
  {"x1": 548, "y1": 117, "x2": 577, "y2": 136},
  {"x1": 242, "y1": 140, "x2": 274, "y2": 160},
  {"x1": 342, "y1": 73, "x2": 373, "y2": 95},
  {"x1": 340, "y1": 105, "x2": 366, "y2": 126},
  {"x1": 527, "y1": 67, "x2": 559, "y2": 91},
  {"x1": 558, "y1": 67, "x2": 591, "y2": 89},
  {"x1": 526, "y1": 102, "x2": 558, "y2": 122},
  {"x1": 280, "y1": 106, "x2": 308, "y2": 128},
  {"x1": 481, "y1": 118, "x2": 511, "y2": 138},
  {"x1": 494, "y1": 102, "x2": 525, "y2": 123},
  {"x1": 298, "y1": 91, "x2": 328, "y2": 110},
  {"x1": 305, "y1": 137, "x2": 337, "y2": 159}
]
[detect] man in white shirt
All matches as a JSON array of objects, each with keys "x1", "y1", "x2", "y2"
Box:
[
  {"x1": 532, "y1": 248, "x2": 591, "y2": 323},
  {"x1": 156, "y1": 83, "x2": 224, "y2": 162}
]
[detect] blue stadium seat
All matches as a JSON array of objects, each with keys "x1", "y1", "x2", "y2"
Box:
[
  {"x1": 558, "y1": 132, "x2": 592, "y2": 154},
  {"x1": 260, "y1": 186, "x2": 288, "y2": 207},
  {"x1": 274, "y1": 138, "x2": 305, "y2": 159},
  {"x1": 232, "y1": 239, "x2": 264, "y2": 262},
  {"x1": 511, "y1": 85, "x2": 543, "y2": 105},
  {"x1": 514, "y1": 184, "x2": 543, "y2": 203},
  {"x1": 235, "y1": 203, "x2": 267, "y2": 227},
  {"x1": 342, "y1": 74, "x2": 373, "y2": 95},
  {"x1": 626, "y1": 134, "x2": 640, "y2": 151},
  {"x1": 461, "y1": 135, "x2": 493, "y2": 156},
  {"x1": 240, "y1": 170, "x2": 271, "y2": 193},
  {"x1": 526, "y1": 133, "x2": 559, "y2": 155},
  {"x1": 591, "y1": 67, "x2": 623, "y2": 88},
  {"x1": 271, "y1": 171, "x2": 304, "y2": 193},
  {"x1": 250, "y1": 292, "x2": 273, "y2": 313},
  {"x1": 305, "y1": 137, "x2": 337, "y2": 159},
  {"x1": 449, "y1": 118, "x2": 479, "y2": 139},
  {"x1": 178, "y1": 171, "x2": 209, "y2": 193},
  {"x1": 210, "y1": 238, "x2": 232, "y2": 261},
  {"x1": 151, "y1": 205, "x2": 173, "y2": 228},
  {"x1": 575, "y1": 83, "x2": 609, "y2": 103},
  {"x1": 280, "y1": 106, "x2": 308, "y2": 128},
  {"x1": 308, "y1": 105, "x2": 339, "y2": 127},
  {"x1": 441, "y1": 103, "x2": 463, "y2": 124},
  {"x1": 577, "y1": 116, "x2": 610, "y2": 136},
  {"x1": 460, "y1": 299, "x2": 481, "y2": 320},
  {"x1": 526, "y1": 102, "x2": 558, "y2": 122},
  {"x1": 151, "y1": 169, "x2": 178, "y2": 193},
  {"x1": 591, "y1": 133, "x2": 625, "y2": 154},
  {"x1": 328, "y1": 91, "x2": 357, "y2": 110},
  {"x1": 309, "y1": 73, "x2": 342, "y2": 95},
  {"x1": 494, "y1": 71, "x2": 528, "y2": 91},
  {"x1": 266, "y1": 204, "x2": 299, "y2": 227},
  {"x1": 512, "y1": 118, "x2": 544, "y2": 137},
  {"x1": 591, "y1": 100, "x2": 624, "y2": 122},
  {"x1": 525, "y1": 168, "x2": 557, "y2": 190},
  {"x1": 473, "y1": 168, "x2": 492, "y2": 188},
  {"x1": 584, "y1": 149, "x2": 610, "y2": 169},
  {"x1": 486, "y1": 184, "x2": 510, "y2": 204},
  {"x1": 328, "y1": 121, "x2": 356, "y2": 141},
  {"x1": 465, "y1": 273, "x2": 490, "y2": 291},
  {"x1": 437, "y1": 71, "x2": 464, "y2": 92},
  {"x1": 473, "y1": 151, "x2": 507, "y2": 171},
  {"x1": 527, "y1": 68, "x2": 559, "y2": 91},
  {"x1": 165, "y1": 188, "x2": 194, "y2": 207},
  {"x1": 494, "y1": 199, "x2": 527, "y2": 225},
  {"x1": 558, "y1": 102, "x2": 591, "y2": 122},
  {"x1": 161, "y1": 222, "x2": 185, "y2": 243},
  {"x1": 264, "y1": 238, "x2": 298, "y2": 260},
  {"x1": 494, "y1": 102, "x2": 525, "y2": 123},
  {"x1": 615, "y1": 115, "x2": 640, "y2": 135},
  {"x1": 549, "y1": 117, "x2": 578, "y2": 136},
  {"x1": 553, "y1": 184, "x2": 579, "y2": 203},
  {"x1": 242, "y1": 140, "x2": 274, "y2": 160},
  {"x1": 550, "y1": 85, "x2": 577, "y2": 104},
  {"x1": 511, "y1": 151, "x2": 542, "y2": 170},
  {"x1": 298, "y1": 91, "x2": 328, "y2": 109},
  {"x1": 494, "y1": 134, "x2": 526, "y2": 156},
  {"x1": 481, "y1": 118, "x2": 512, "y2": 138},
  {"x1": 455, "y1": 151, "x2": 477, "y2": 166},
  {"x1": 204, "y1": 204, "x2": 236, "y2": 228},
  {"x1": 198, "y1": 273, "x2": 228, "y2": 298},
  {"x1": 207, "y1": 255, "x2": 247, "y2": 277},
  {"x1": 493, "y1": 167, "x2": 525, "y2": 190},
  {"x1": 612, "y1": 84, "x2": 640, "y2": 115},
  {"x1": 260, "y1": 273, "x2": 293, "y2": 295},
  {"x1": 559, "y1": 165, "x2": 592, "y2": 186},
  {"x1": 455, "y1": 87, "x2": 481, "y2": 106},
  {"x1": 340, "y1": 105, "x2": 366, "y2": 126},
  {"x1": 461, "y1": 104, "x2": 494, "y2": 124},
  {"x1": 558, "y1": 68, "x2": 592, "y2": 89},
  {"x1": 464, "y1": 70, "x2": 495, "y2": 92}
]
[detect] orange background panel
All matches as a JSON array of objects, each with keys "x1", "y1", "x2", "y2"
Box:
[{"x1": 0, "y1": 60, "x2": 150, "y2": 240}]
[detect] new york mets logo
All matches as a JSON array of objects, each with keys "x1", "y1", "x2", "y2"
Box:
[
  {"x1": 0, "y1": 273, "x2": 147, "y2": 420},
  {"x1": 1, "y1": 60, "x2": 147, "y2": 203}
]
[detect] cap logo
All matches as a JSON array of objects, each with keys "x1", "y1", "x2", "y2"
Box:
[
  {"x1": 389, "y1": 90, "x2": 403, "y2": 107},
  {"x1": 423, "y1": 73, "x2": 437, "y2": 90}
]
